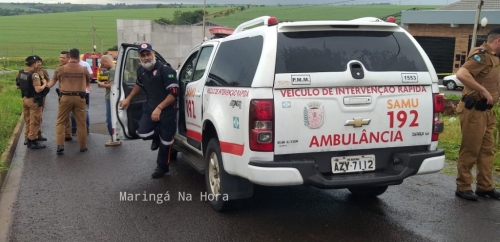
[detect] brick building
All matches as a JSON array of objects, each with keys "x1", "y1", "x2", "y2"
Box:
[{"x1": 401, "y1": 0, "x2": 500, "y2": 77}]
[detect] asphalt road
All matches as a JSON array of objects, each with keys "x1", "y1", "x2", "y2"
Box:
[
  {"x1": 439, "y1": 85, "x2": 463, "y2": 95},
  {"x1": 1, "y1": 70, "x2": 499, "y2": 242}
]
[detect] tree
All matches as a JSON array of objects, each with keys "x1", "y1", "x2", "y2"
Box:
[{"x1": 157, "y1": 9, "x2": 206, "y2": 25}]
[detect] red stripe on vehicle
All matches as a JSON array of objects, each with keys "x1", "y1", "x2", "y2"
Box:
[
  {"x1": 220, "y1": 142, "x2": 244, "y2": 156},
  {"x1": 187, "y1": 129, "x2": 202, "y2": 141},
  {"x1": 186, "y1": 129, "x2": 244, "y2": 156}
]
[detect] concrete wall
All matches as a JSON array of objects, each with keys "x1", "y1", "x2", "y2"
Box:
[{"x1": 117, "y1": 19, "x2": 213, "y2": 67}]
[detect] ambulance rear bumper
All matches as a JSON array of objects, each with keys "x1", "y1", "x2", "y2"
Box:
[{"x1": 248, "y1": 149, "x2": 445, "y2": 189}]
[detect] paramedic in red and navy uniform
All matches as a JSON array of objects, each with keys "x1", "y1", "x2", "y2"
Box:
[{"x1": 119, "y1": 43, "x2": 179, "y2": 179}]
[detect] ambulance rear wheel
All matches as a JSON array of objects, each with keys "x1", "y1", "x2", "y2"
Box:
[{"x1": 205, "y1": 138, "x2": 231, "y2": 212}]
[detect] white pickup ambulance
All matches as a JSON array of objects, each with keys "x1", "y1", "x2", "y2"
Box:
[{"x1": 111, "y1": 16, "x2": 445, "y2": 212}]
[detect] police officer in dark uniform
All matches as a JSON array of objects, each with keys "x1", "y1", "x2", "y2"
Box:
[
  {"x1": 455, "y1": 27, "x2": 500, "y2": 201},
  {"x1": 119, "y1": 43, "x2": 179, "y2": 179},
  {"x1": 16, "y1": 55, "x2": 48, "y2": 149}
]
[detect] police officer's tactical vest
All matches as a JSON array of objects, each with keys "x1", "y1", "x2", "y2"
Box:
[{"x1": 18, "y1": 70, "x2": 36, "y2": 98}]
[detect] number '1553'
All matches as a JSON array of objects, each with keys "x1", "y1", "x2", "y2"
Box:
[{"x1": 387, "y1": 110, "x2": 418, "y2": 128}]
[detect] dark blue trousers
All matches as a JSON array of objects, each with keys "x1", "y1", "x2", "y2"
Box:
[{"x1": 136, "y1": 103, "x2": 177, "y2": 171}]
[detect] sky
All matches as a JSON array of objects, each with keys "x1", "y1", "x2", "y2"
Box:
[{"x1": 0, "y1": 0, "x2": 461, "y2": 5}]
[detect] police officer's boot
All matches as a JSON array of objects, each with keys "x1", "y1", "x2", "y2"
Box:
[
  {"x1": 476, "y1": 189, "x2": 500, "y2": 200},
  {"x1": 28, "y1": 139, "x2": 46, "y2": 149},
  {"x1": 57, "y1": 145, "x2": 65, "y2": 154},
  {"x1": 455, "y1": 190, "x2": 479, "y2": 201},
  {"x1": 37, "y1": 134, "x2": 47, "y2": 142}
]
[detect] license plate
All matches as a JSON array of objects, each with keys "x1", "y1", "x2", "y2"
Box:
[{"x1": 331, "y1": 155, "x2": 375, "y2": 174}]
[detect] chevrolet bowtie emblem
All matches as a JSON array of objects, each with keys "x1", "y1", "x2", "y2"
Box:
[{"x1": 345, "y1": 118, "x2": 371, "y2": 127}]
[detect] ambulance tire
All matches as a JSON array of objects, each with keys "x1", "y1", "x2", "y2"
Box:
[
  {"x1": 348, "y1": 185, "x2": 388, "y2": 198},
  {"x1": 205, "y1": 138, "x2": 232, "y2": 212}
]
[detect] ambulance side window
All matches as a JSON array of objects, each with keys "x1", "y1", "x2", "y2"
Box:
[
  {"x1": 123, "y1": 50, "x2": 140, "y2": 84},
  {"x1": 192, "y1": 46, "x2": 214, "y2": 81},
  {"x1": 179, "y1": 51, "x2": 199, "y2": 85}
]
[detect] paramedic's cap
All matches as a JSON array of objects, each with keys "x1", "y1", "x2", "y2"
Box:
[
  {"x1": 25, "y1": 55, "x2": 42, "y2": 62},
  {"x1": 487, "y1": 27, "x2": 500, "y2": 35},
  {"x1": 138, "y1": 43, "x2": 153, "y2": 54}
]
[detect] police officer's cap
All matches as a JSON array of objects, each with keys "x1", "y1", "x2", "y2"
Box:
[
  {"x1": 25, "y1": 55, "x2": 42, "y2": 62},
  {"x1": 138, "y1": 43, "x2": 153, "y2": 54},
  {"x1": 488, "y1": 27, "x2": 500, "y2": 35}
]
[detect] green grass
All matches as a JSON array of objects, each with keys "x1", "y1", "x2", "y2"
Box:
[
  {"x1": 212, "y1": 5, "x2": 439, "y2": 28},
  {"x1": 0, "y1": 7, "x2": 232, "y2": 58},
  {"x1": 0, "y1": 72, "x2": 23, "y2": 172},
  {"x1": 444, "y1": 93, "x2": 461, "y2": 101}
]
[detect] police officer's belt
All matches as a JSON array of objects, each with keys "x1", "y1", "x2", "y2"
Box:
[
  {"x1": 461, "y1": 96, "x2": 493, "y2": 111},
  {"x1": 61, "y1": 92, "x2": 86, "y2": 96}
]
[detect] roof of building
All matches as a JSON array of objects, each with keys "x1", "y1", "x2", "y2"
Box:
[
  {"x1": 438, "y1": 0, "x2": 500, "y2": 10},
  {"x1": 402, "y1": 0, "x2": 500, "y2": 25}
]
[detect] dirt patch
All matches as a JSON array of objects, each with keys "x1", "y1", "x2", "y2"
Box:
[{"x1": 443, "y1": 98, "x2": 459, "y2": 116}]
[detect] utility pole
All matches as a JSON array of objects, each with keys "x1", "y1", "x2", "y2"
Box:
[
  {"x1": 91, "y1": 17, "x2": 96, "y2": 52},
  {"x1": 202, "y1": 0, "x2": 206, "y2": 41},
  {"x1": 470, "y1": 0, "x2": 484, "y2": 53}
]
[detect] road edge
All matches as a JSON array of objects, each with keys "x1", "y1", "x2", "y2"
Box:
[
  {"x1": 0, "y1": 114, "x2": 24, "y2": 189},
  {"x1": 0, "y1": 114, "x2": 25, "y2": 242}
]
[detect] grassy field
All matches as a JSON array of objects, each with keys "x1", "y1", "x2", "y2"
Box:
[
  {"x1": 0, "y1": 7, "x2": 232, "y2": 58},
  {"x1": 0, "y1": 5, "x2": 440, "y2": 58},
  {"x1": 0, "y1": 72, "x2": 23, "y2": 172},
  {"x1": 212, "y1": 5, "x2": 439, "y2": 28}
]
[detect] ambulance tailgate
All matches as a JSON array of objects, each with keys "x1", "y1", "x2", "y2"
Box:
[{"x1": 272, "y1": 28, "x2": 436, "y2": 155}]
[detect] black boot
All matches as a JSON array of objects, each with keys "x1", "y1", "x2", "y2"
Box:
[
  {"x1": 37, "y1": 134, "x2": 47, "y2": 141},
  {"x1": 151, "y1": 166, "x2": 168, "y2": 179},
  {"x1": 24, "y1": 138, "x2": 28, "y2": 145},
  {"x1": 151, "y1": 136, "x2": 160, "y2": 151},
  {"x1": 455, "y1": 190, "x2": 479, "y2": 201},
  {"x1": 57, "y1": 145, "x2": 65, "y2": 154},
  {"x1": 476, "y1": 189, "x2": 500, "y2": 200},
  {"x1": 28, "y1": 140, "x2": 46, "y2": 149}
]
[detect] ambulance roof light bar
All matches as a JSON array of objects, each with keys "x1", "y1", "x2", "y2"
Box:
[{"x1": 234, "y1": 16, "x2": 278, "y2": 34}]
